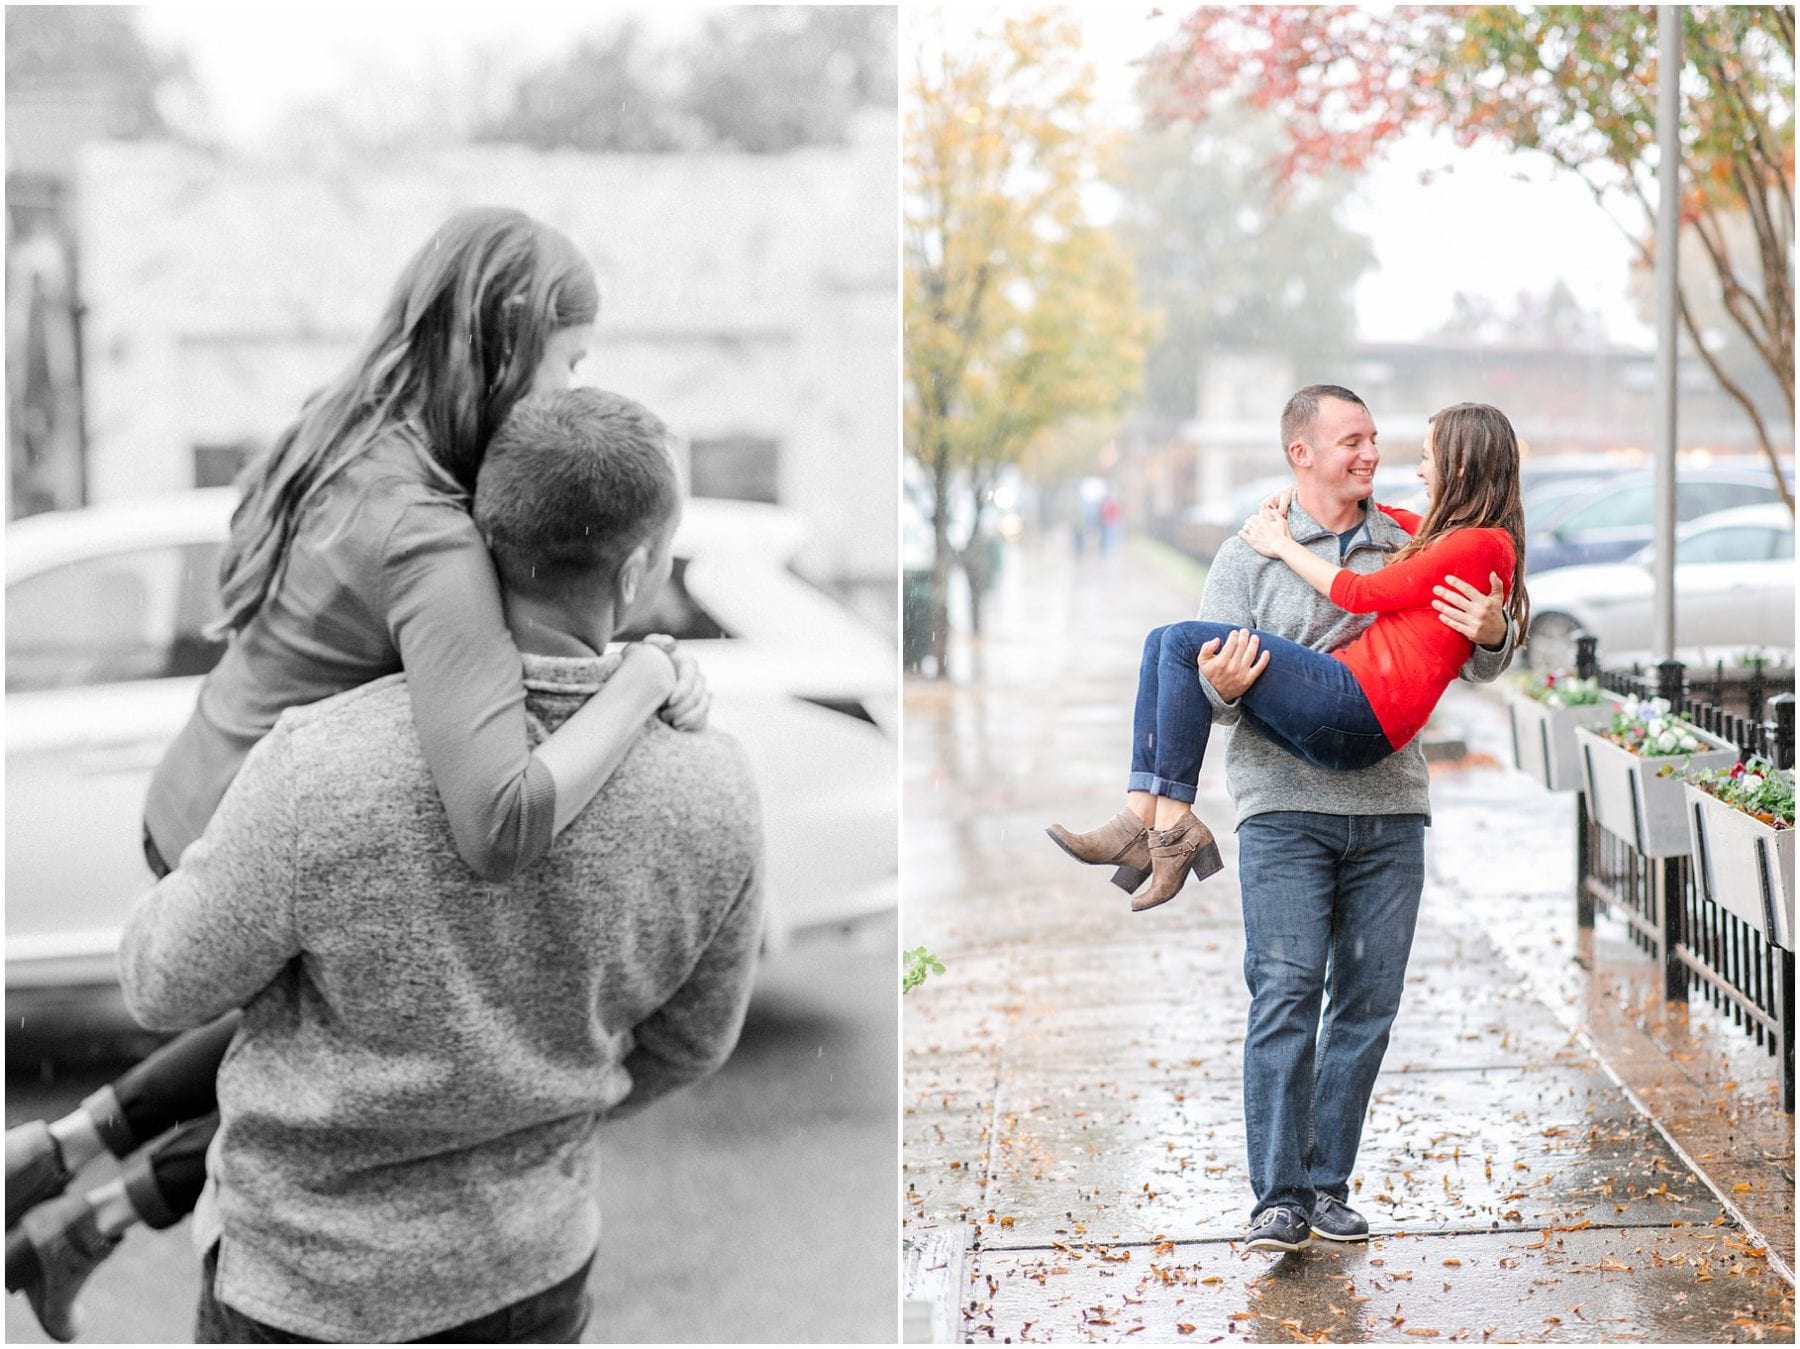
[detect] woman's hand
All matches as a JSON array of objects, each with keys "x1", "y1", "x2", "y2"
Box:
[
  {"x1": 640, "y1": 634, "x2": 711, "y2": 732},
  {"x1": 1259, "y1": 485, "x2": 1296, "y2": 518},
  {"x1": 1238, "y1": 512, "x2": 1292, "y2": 558}
]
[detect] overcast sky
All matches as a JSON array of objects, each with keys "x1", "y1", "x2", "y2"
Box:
[
  {"x1": 139, "y1": 3, "x2": 705, "y2": 138},
  {"x1": 1071, "y1": 6, "x2": 1652, "y2": 347}
]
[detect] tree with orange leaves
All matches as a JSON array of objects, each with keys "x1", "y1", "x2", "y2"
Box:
[{"x1": 1149, "y1": 5, "x2": 1794, "y2": 507}]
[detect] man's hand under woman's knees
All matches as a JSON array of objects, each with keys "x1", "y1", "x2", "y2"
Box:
[{"x1": 1197, "y1": 629, "x2": 1271, "y2": 703}]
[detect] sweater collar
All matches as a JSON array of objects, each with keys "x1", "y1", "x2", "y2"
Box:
[
  {"x1": 1286, "y1": 498, "x2": 1406, "y2": 553},
  {"x1": 520, "y1": 649, "x2": 628, "y2": 696}
]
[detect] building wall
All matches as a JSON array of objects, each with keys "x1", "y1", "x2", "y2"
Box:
[{"x1": 75, "y1": 122, "x2": 897, "y2": 591}]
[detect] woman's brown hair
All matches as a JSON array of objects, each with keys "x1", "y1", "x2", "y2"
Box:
[
  {"x1": 211, "y1": 207, "x2": 599, "y2": 636},
  {"x1": 1392, "y1": 402, "x2": 1531, "y2": 636}
]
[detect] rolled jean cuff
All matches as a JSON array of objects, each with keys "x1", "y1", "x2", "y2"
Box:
[
  {"x1": 80, "y1": 1084, "x2": 136, "y2": 1159},
  {"x1": 1126, "y1": 771, "x2": 1197, "y2": 804}
]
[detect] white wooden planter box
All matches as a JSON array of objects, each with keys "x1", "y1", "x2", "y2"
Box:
[
  {"x1": 1684, "y1": 783, "x2": 1795, "y2": 951},
  {"x1": 1574, "y1": 725, "x2": 1737, "y2": 858},
  {"x1": 1507, "y1": 693, "x2": 1621, "y2": 792}
]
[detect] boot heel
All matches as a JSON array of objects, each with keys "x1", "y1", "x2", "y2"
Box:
[
  {"x1": 1110, "y1": 864, "x2": 1149, "y2": 893},
  {"x1": 1191, "y1": 841, "x2": 1224, "y2": 883}
]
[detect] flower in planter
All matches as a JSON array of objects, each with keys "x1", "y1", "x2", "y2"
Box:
[
  {"x1": 1686, "y1": 756, "x2": 1795, "y2": 829},
  {"x1": 1514, "y1": 671, "x2": 1605, "y2": 709},
  {"x1": 1604, "y1": 697, "x2": 1703, "y2": 757}
]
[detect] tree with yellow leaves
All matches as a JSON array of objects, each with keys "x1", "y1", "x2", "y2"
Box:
[{"x1": 905, "y1": 9, "x2": 1148, "y2": 669}]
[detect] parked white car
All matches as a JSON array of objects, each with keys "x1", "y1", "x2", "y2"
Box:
[
  {"x1": 1525, "y1": 502, "x2": 1795, "y2": 673},
  {"x1": 7, "y1": 489, "x2": 897, "y2": 1029}
]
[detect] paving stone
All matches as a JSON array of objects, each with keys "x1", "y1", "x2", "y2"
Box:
[{"x1": 904, "y1": 541, "x2": 1796, "y2": 1341}]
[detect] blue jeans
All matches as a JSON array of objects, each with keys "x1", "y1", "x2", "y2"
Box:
[
  {"x1": 1237, "y1": 811, "x2": 1426, "y2": 1220},
  {"x1": 1126, "y1": 622, "x2": 1389, "y2": 803},
  {"x1": 194, "y1": 1244, "x2": 593, "y2": 1343}
]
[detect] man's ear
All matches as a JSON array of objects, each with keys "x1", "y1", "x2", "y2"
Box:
[
  {"x1": 616, "y1": 543, "x2": 649, "y2": 611},
  {"x1": 1286, "y1": 439, "x2": 1311, "y2": 470}
]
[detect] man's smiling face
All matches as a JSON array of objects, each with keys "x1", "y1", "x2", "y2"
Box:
[{"x1": 1290, "y1": 396, "x2": 1379, "y2": 509}]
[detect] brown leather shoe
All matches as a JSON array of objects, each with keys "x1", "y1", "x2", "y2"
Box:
[
  {"x1": 1133, "y1": 811, "x2": 1223, "y2": 912},
  {"x1": 1045, "y1": 810, "x2": 1153, "y2": 892}
]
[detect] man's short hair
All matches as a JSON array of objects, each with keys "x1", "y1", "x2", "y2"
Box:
[
  {"x1": 1280, "y1": 384, "x2": 1368, "y2": 461},
  {"x1": 476, "y1": 388, "x2": 679, "y2": 601}
]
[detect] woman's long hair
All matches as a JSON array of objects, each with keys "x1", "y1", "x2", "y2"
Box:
[
  {"x1": 211, "y1": 207, "x2": 599, "y2": 636},
  {"x1": 1391, "y1": 402, "x2": 1531, "y2": 635}
]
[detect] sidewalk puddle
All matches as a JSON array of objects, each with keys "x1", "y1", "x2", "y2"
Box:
[
  {"x1": 904, "y1": 541, "x2": 1795, "y2": 1342},
  {"x1": 965, "y1": 1225, "x2": 1792, "y2": 1343}
]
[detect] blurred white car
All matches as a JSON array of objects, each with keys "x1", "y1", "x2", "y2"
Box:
[
  {"x1": 7, "y1": 489, "x2": 897, "y2": 1029},
  {"x1": 1525, "y1": 502, "x2": 1795, "y2": 673}
]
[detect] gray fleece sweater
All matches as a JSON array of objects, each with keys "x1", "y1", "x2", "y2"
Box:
[
  {"x1": 1197, "y1": 497, "x2": 1514, "y2": 824},
  {"x1": 118, "y1": 652, "x2": 763, "y2": 1343}
]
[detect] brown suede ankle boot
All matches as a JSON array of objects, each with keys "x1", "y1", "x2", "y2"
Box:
[
  {"x1": 1133, "y1": 811, "x2": 1223, "y2": 912},
  {"x1": 1045, "y1": 810, "x2": 1153, "y2": 893}
]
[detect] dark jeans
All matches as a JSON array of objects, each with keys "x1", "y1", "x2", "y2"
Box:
[
  {"x1": 194, "y1": 1245, "x2": 594, "y2": 1344},
  {"x1": 1236, "y1": 811, "x2": 1426, "y2": 1220},
  {"x1": 1127, "y1": 622, "x2": 1390, "y2": 804}
]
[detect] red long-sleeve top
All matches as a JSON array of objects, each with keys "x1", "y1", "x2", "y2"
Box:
[{"x1": 1328, "y1": 506, "x2": 1516, "y2": 751}]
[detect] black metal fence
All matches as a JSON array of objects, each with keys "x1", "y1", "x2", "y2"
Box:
[{"x1": 1573, "y1": 636, "x2": 1796, "y2": 1113}]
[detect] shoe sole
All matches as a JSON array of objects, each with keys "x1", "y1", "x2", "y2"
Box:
[
  {"x1": 1245, "y1": 1232, "x2": 1312, "y2": 1252},
  {"x1": 1309, "y1": 1227, "x2": 1369, "y2": 1244},
  {"x1": 1044, "y1": 828, "x2": 1149, "y2": 894}
]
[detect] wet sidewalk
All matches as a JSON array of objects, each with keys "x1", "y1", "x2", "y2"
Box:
[{"x1": 902, "y1": 536, "x2": 1795, "y2": 1344}]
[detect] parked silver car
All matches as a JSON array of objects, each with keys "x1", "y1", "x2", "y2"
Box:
[
  {"x1": 7, "y1": 489, "x2": 897, "y2": 1030},
  {"x1": 1524, "y1": 502, "x2": 1795, "y2": 673},
  {"x1": 1525, "y1": 464, "x2": 1792, "y2": 574}
]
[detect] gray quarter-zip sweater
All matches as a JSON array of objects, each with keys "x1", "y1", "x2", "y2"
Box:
[
  {"x1": 1196, "y1": 497, "x2": 1514, "y2": 824},
  {"x1": 119, "y1": 651, "x2": 764, "y2": 1342}
]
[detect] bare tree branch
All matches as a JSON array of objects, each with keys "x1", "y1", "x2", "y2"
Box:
[
  {"x1": 1607, "y1": 162, "x2": 1793, "y2": 512},
  {"x1": 1677, "y1": 288, "x2": 1794, "y2": 513},
  {"x1": 1691, "y1": 195, "x2": 1776, "y2": 353}
]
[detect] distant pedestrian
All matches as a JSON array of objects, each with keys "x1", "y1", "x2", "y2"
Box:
[
  {"x1": 1099, "y1": 494, "x2": 1123, "y2": 553},
  {"x1": 1050, "y1": 385, "x2": 1517, "y2": 1253},
  {"x1": 118, "y1": 388, "x2": 763, "y2": 1343},
  {"x1": 1075, "y1": 475, "x2": 1107, "y2": 555},
  {"x1": 4, "y1": 208, "x2": 709, "y2": 1341}
]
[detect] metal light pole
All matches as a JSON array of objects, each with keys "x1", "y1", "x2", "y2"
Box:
[{"x1": 1652, "y1": 5, "x2": 1682, "y2": 662}]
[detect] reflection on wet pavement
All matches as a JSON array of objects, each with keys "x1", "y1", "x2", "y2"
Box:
[{"x1": 904, "y1": 539, "x2": 1794, "y2": 1343}]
